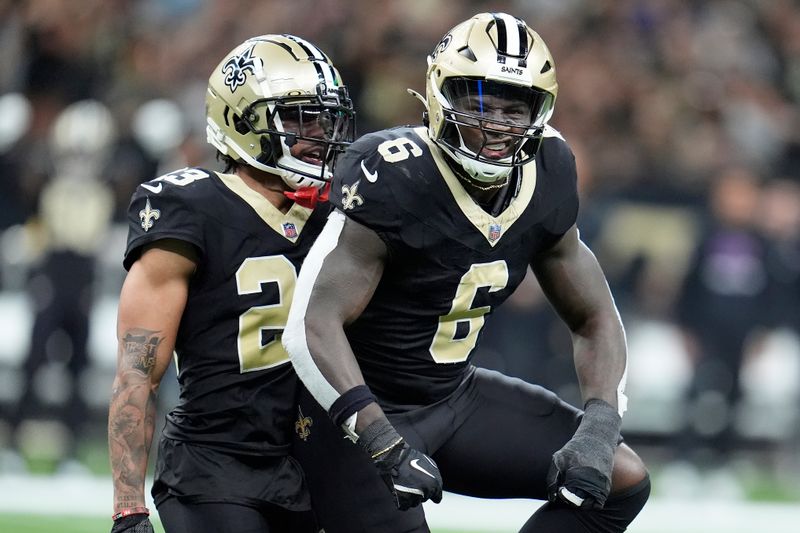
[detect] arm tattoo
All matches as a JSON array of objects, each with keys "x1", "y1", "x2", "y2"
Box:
[
  {"x1": 120, "y1": 328, "x2": 163, "y2": 375},
  {"x1": 109, "y1": 327, "x2": 163, "y2": 510}
]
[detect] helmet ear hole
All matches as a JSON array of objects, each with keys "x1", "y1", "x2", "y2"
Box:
[
  {"x1": 257, "y1": 136, "x2": 274, "y2": 165},
  {"x1": 233, "y1": 114, "x2": 250, "y2": 135}
]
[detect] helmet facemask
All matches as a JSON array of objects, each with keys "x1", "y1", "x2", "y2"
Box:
[
  {"x1": 435, "y1": 77, "x2": 554, "y2": 186},
  {"x1": 239, "y1": 82, "x2": 355, "y2": 189}
]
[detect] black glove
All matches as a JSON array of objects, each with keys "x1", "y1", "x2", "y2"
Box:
[
  {"x1": 547, "y1": 398, "x2": 621, "y2": 510},
  {"x1": 110, "y1": 513, "x2": 155, "y2": 533},
  {"x1": 358, "y1": 417, "x2": 443, "y2": 510}
]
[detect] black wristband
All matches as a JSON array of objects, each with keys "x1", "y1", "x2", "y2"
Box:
[
  {"x1": 357, "y1": 417, "x2": 403, "y2": 459},
  {"x1": 329, "y1": 385, "x2": 377, "y2": 427}
]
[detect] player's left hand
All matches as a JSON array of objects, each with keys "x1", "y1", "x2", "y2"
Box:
[
  {"x1": 547, "y1": 399, "x2": 621, "y2": 510},
  {"x1": 373, "y1": 440, "x2": 443, "y2": 510},
  {"x1": 110, "y1": 514, "x2": 155, "y2": 533}
]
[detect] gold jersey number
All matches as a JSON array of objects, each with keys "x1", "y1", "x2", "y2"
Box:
[
  {"x1": 235, "y1": 255, "x2": 296, "y2": 372},
  {"x1": 375, "y1": 142, "x2": 509, "y2": 364},
  {"x1": 429, "y1": 260, "x2": 510, "y2": 363}
]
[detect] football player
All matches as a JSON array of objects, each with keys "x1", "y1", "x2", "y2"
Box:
[
  {"x1": 284, "y1": 13, "x2": 650, "y2": 533},
  {"x1": 108, "y1": 35, "x2": 354, "y2": 533}
]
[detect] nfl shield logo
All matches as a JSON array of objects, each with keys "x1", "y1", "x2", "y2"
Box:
[
  {"x1": 488, "y1": 223, "x2": 502, "y2": 242},
  {"x1": 282, "y1": 222, "x2": 298, "y2": 239}
]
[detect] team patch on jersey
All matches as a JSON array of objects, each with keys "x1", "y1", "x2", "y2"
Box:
[
  {"x1": 222, "y1": 44, "x2": 257, "y2": 92},
  {"x1": 139, "y1": 198, "x2": 161, "y2": 232},
  {"x1": 282, "y1": 222, "x2": 298, "y2": 239},
  {"x1": 341, "y1": 182, "x2": 364, "y2": 210},
  {"x1": 295, "y1": 407, "x2": 313, "y2": 441},
  {"x1": 488, "y1": 223, "x2": 502, "y2": 243}
]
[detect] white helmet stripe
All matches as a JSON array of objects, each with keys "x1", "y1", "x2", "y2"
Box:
[
  {"x1": 310, "y1": 60, "x2": 336, "y2": 88},
  {"x1": 322, "y1": 61, "x2": 338, "y2": 87},
  {"x1": 285, "y1": 34, "x2": 337, "y2": 87},
  {"x1": 496, "y1": 13, "x2": 521, "y2": 56},
  {"x1": 286, "y1": 34, "x2": 326, "y2": 61},
  {"x1": 516, "y1": 19, "x2": 529, "y2": 59}
]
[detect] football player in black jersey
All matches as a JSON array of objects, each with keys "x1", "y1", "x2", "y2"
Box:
[
  {"x1": 108, "y1": 35, "x2": 354, "y2": 533},
  {"x1": 284, "y1": 13, "x2": 649, "y2": 533}
]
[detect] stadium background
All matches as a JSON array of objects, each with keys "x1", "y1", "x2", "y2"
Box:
[{"x1": 0, "y1": 0, "x2": 799, "y2": 531}]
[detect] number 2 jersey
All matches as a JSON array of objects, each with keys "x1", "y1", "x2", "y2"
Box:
[
  {"x1": 329, "y1": 126, "x2": 579, "y2": 409},
  {"x1": 124, "y1": 167, "x2": 330, "y2": 455}
]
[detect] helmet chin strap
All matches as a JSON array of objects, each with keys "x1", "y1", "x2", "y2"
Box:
[
  {"x1": 456, "y1": 152, "x2": 512, "y2": 186},
  {"x1": 407, "y1": 88, "x2": 428, "y2": 108},
  {"x1": 439, "y1": 146, "x2": 511, "y2": 191},
  {"x1": 442, "y1": 122, "x2": 514, "y2": 186},
  {"x1": 441, "y1": 132, "x2": 513, "y2": 188}
]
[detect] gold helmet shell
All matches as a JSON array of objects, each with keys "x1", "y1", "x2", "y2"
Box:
[
  {"x1": 424, "y1": 13, "x2": 557, "y2": 185},
  {"x1": 206, "y1": 34, "x2": 355, "y2": 190}
]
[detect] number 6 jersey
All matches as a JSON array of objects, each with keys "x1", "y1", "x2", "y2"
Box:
[
  {"x1": 124, "y1": 167, "x2": 330, "y2": 455},
  {"x1": 329, "y1": 126, "x2": 579, "y2": 409}
]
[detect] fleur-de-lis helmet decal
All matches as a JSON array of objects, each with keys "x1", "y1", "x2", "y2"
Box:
[{"x1": 221, "y1": 45, "x2": 257, "y2": 93}]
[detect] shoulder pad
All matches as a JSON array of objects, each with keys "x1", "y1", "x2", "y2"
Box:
[
  {"x1": 542, "y1": 124, "x2": 565, "y2": 141},
  {"x1": 137, "y1": 167, "x2": 213, "y2": 195},
  {"x1": 329, "y1": 128, "x2": 424, "y2": 233},
  {"x1": 124, "y1": 167, "x2": 212, "y2": 269}
]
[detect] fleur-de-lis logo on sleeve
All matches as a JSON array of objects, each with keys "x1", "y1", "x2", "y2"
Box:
[
  {"x1": 139, "y1": 198, "x2": 161, "y2": 232},
  {"x1": 341, "y1": 182, "x2": 364, "y2": 210}
]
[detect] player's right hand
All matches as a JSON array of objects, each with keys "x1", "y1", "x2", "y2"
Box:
[
  {"x1": 110, "y1": 514, "x2": 155, "y2": 533},
  {"x1": 373, "y1": 441, "x2": 443, "y2": 510}
]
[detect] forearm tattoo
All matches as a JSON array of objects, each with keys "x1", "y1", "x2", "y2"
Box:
[{"x1": 109, "y1": 328, "x2": 163, "y2": 510}]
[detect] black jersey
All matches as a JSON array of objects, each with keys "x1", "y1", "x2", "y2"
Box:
[
  {"x1": 125, "y1": 167, "x2": 330, "y2": 455},
  {"x1": 329, "y1": 126, "x2": 578, "y2": 407}
]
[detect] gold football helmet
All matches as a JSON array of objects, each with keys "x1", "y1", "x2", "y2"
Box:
[
  {"x1": 423, "y1": 13, "x2": 558, "y2": 185},
  {"x1": 206, "y1": 34, "x2": 355, "y2": 190}
]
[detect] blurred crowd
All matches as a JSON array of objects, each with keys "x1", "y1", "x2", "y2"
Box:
[{"x1": 0, "y1": 0, "x2": 799, "y2": 477}]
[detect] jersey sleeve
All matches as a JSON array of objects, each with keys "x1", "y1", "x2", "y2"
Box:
[
  {"x1": 329, "y1": 132, "x2": 405, "y2": 244},
  {"x1": 537, "y1": 131, "x2": 580, "y2": 245},
  {"x1": 123, "y1": 168, "x2": 211, "y2": 270}
]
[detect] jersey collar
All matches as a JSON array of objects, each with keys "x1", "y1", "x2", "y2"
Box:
[
  {"x1": 413, "y1": 127, "x2": 537, "y2": 247},
  {"x1": 216, "y1": 172, "x2": 312, "y2": 243}
]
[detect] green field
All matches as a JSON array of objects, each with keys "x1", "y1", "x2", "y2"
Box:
[
  {"x1": 0, "y1": 514, "x2": 491, "y2": 533},
  {"x1": 0, "y1": 514, "x2": 165, "y2": 533}
]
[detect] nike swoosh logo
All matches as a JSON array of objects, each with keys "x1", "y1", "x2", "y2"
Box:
[
  {"x1": 141, "y1": 183, "x2": 163, "y2": 194},
  {"x1": 360, "y1": 160, "x2": 378, "y2": 183},
  {"x1": 410, "y1": 458, "x2": 436, "y2": 479}
]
